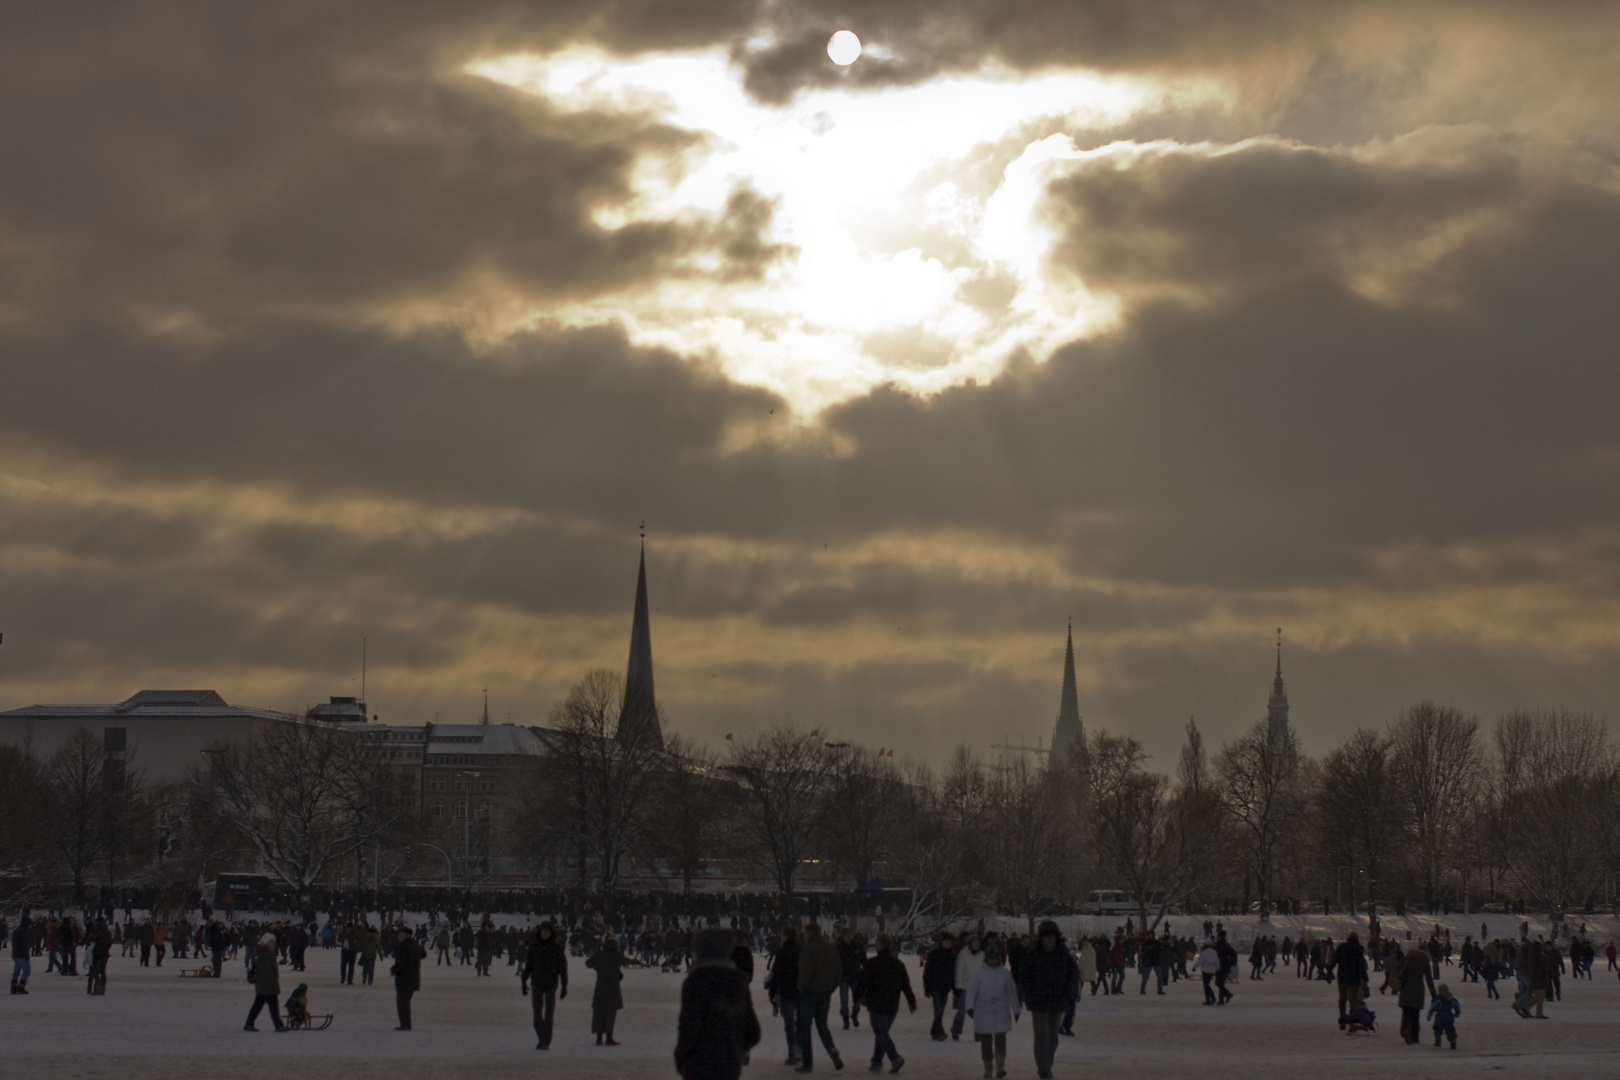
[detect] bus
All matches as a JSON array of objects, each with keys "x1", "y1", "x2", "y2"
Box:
[{"x1": 1086, "y1": 890, "x2": 1136, "y2": 916}]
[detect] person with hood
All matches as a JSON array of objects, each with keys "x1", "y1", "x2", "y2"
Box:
[
  {"x1": 1018, "y1": 921, "x2": 1080, "y2": 1080},
  {"x1": 952, "y1": 934, "x2": 985, "y2": 1039},
  {"x1": 853, "y1": 933, "x2": 915, "y2": 1074},
  {"x1": 675, "y1": 926, "x2": 762, "y2": 1080},
  {"x1": 1428, "y1": 983, "x2": 1461, "y2": 1048},
  {"x1": 1395, "y1": 940, "x2": 1437, "y2": 1044},
  {"x1": 795, "y1": 921, "x2": 844, "y2": 1072},
  {"x1": 964, "y1": 941, "x2": 1020, "y2": 1080},
  {"x1": 390, "y1": 924, "x2": 425, "y2": 1031},
  {"x1": 922, "y1": 932, "x2": 956, "y2": 1041},
  {"x1": 1334, "y1": 933, "x2": 1370, "y2": 1028},
  {"x1": 522, "y1": 922, "x2": 569, "y2": 1049},
  {"x1": 769, "y1": 924, "x2": 803, "y2": 1065},
  {"x1": 10, "y1": 913, "x2": 32, "y2": 995},
  {"x1": 588, "y1": 936, "x2": 629, "y2": 1045},
  {"x1": 244, "y1": 932, "x2": 286, "y2": 1031}
]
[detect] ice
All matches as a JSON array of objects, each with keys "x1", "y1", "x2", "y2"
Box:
[{"x1": 8, "y1": 912, "x2": 1620, "y2": 1079}]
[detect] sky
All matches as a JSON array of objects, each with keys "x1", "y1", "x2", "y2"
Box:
[{"x1": 3, "y1": 2, "x2": 1620, "y2": 769}]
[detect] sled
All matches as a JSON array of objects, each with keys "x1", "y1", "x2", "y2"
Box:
[
  {"x1": 287, "y1": 1014, "x2": 333, "y2": 1031},
  {"x1": 179, "y1": 967, "x2": 216, "y2": 978},
  {"x1": 1342, "y1": 1007, "x2": 1378, "y2": 1035}
]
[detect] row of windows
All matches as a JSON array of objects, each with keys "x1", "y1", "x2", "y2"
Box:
[
  {"x1": 427, "y1": 801, "x2": 493, "y2": 819},
  {"x1": 426, "y1": 776, "x2": 497, "y2": 792}
]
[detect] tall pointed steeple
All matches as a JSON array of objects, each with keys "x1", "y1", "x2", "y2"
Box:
[
  {"x1": 1267, "y1": 627, "x2": 1290, "y2": 746},
  {"x1": 620, "y1": 531, "x2": 664, "y2": 751},
  {"x1": 481, "y1": 686, "x2": 489, "y2": 726},
  {"x1": 1051, "y1": 621, "x2": 1086, "y2": 763}
]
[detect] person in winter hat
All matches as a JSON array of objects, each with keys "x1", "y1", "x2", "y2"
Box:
[
  {"x1": 244, "y1": 933, "x2": 285, "y2": 1031},
  {"x1": 675, "y1": 927, "x2": 762, "y2": 1080},
  {"x1": 1428, "y1": 984, "x2": 1461, "y2": 1049},
  {"x1": 964, "y1": 942, "x2": 1020, "y2": 1080},
  {"x1": 1018, "y1": 921, "x2": 1079, "y2": 1080}
]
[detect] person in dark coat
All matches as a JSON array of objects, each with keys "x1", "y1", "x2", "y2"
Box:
[
  {"x1": 1395, "y1": 944, "x2": 1436, "y2": 1044},
  {"x1": 86, "y1": 918, "x2": 112, "y2": 995},
  {"x1": 1018, "y1": 921, "x2": 1080, "y2": 1080},
  {"x1": 922, "y1": 932, "x2": 956, "y2": 1041},
  {"x1": 390, "y1": 925, "x2": 425, "y2": 1031},
  {"x1": 1334, "y1": 933, "x2": 1370, "y2": 1028},
  {"x1": 244, "y1": 932, "x2": 285, "y2": 1031},
  {"x1": 676, "y1": 927, "x2": 762, "y2": 1080},
  {"x1": 730, "y1": 932, "x2": 755, "y2": 984},
  {"x1": 587, "y1": 937, "x2": 629, "y2": 1045},
  {"x1": 10, "y1": 914, "x2": 31, "y2": 995},
  {"x1": 769, "y1": 925, "x2": 803, "y2": 1066},
  {"x1": 836, "y1": 925, "x2": 866, "y2": 1029},
  {"x1": 522, "y1": 922, "x2": 569, "y2": 1049},
  {"x1": 853, "y1": 934, "x2": 915, "y2": 1073}
]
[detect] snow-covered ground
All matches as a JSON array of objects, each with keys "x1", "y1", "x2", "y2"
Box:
[{"x1": 9, "y1": 927, "x2": 1620, "y2": 1080}]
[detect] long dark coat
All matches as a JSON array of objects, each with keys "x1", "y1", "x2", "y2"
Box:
[{"x1": 588, "y1": 942, "x2": 628, "y2": 1011}]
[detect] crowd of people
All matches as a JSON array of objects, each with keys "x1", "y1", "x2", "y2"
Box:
[{"x1": 6, "y1": 898, "x2": 1618, "y2": 1075}]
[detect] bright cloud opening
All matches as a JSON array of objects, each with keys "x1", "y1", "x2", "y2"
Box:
[{"x1": 471, "y1": 49, "x2": 1222, "y2": 414}]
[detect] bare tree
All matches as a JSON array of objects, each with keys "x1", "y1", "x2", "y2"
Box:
[
  {"x1": 1087, "y1": 729, "x2": 1220, "y2": 933},
  {"x1": 1492, "y1": 708, "x2": 1614, "y2": 916},
  {"x1": 1315, "y1": 728, "x2": 1403, "y2": 916},
  {"x1": 1216, "y1": 719, "x2": 1308, "y2": 922},
  {"x1": 723, "y1": 724, "x2": 839, "y2": 899},
  {"x1": 46, "y1": 728, "x2": 107, "y2": 901},
  {"x1": 986, "y1": 754, "x2": 1076, "y2": 933},
  {"x1": 203, "y1": 720, "x2": 410, "y2": 896},
  {"x1": 650, "y1": 734, "x2": 726, "y2": 895},
  {"x1": 0, "y1": 744, "x2": 49, "y2": 908},
  {"x1": 536, "y1": 669, "x2": 668, "y2": 908},
  {"x1": 1387, "y1": 701, "x2": 1482, "y2": 909},
  {"x1": 822, "y1": 746, "x2": 909, "y2": 889}
]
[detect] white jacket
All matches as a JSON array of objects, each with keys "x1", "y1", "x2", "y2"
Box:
[
  {"x1": 964, "y1": 963, "x2": 1021, "y2": 1035},
  {"x1": 955, "y1": 945, "x2": 984, "y2": 991},
  {"x1": 1195, "y1": 945, "x2": 1220, "y2": 974}
]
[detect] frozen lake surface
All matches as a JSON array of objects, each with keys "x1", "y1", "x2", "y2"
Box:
[{"x1": 10, "y1": 913, "x2": 1620, "y2": 1080}]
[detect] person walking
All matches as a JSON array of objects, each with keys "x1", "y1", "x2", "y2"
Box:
[
  {"x1": 836, "y1": 925, "x2": 866, "y2": 1030},
  {"x1": 244, "y1": 933, "x2": 285, "y2": 1032},
  {"x1": 1019, "y1": 921, "x2": 1080, "y2": 1080},
  {"x1": 9, "y1": 913, "x2": 30, "y2": 995},
  {"x1": 853, "y1": 934, "x2": 915, "y2": 1074},
  {"x1": 922, "y1": 932, "x2": 956, "y2": 1041},
  {"x1": 675, "y1": 927, "x2": 762, "y2": 1080},
  {"x1": 390, "y1": 924, "x2": 425, "y2": 1031},
  {"x1": 1334, "y1": 933, "x2": 1370, "y2": 1028},
  {"x1": 769, "y1": 925, "x2": 803, "y2": 1066},
  {"x1": 1213, "y1": 931, "x2": 1237, "y2": 1004},
  {"x1": 1429, "y1": 983, "x2": 1461, "y2": 1048},
  {"x1": 952, "y1": 934, "x2": 985, "y2": 1039},
  {"x1": 434, "y1": 924, "x2": 451, "y2": 966},
  {"x1": 1196, "y1": 939, "x2": 1219, "y2": 1005},
  {"x1": 795, "y1": 921, "x2": 844, "y2": 1072},
  {"x1": 359, "y1": 925, "x2": 381, "y2": 986},
  {"x1": 86, "y1": 918, "x2": 112, "y2": 995},
  {"x1": 1395, "y1": 941, "x2": 1437, "y2": 1044},
  {"x1": 522, "y1": 922, "x2": 569, "y2": 1049},
  {"x1": 964, "y1": 942, "x2": 1019, "y2": 1080},
  {"x1": 588, "y1": 936, "x2": 629, "y2": 1046}
]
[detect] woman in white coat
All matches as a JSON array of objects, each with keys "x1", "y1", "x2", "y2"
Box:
[
  {"x1": 1196, "y1": 941, "x2": 1220, "y2": 1006},
  {"x1": 963, "y1": 943, "x2": 1020, "y2": 1079}
]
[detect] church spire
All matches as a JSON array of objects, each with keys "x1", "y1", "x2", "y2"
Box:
[
  {"x1": 1051, "y1": 620, "x2": 1086, "y2": 762},
  {"x1": 620, "y1": 532, "x2": 664, "y2": 751},
  {"x1": 1267, "y1": 627, "x2": 1290, "y2": 745}
]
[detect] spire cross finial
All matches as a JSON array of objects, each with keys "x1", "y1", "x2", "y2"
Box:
[
  {"x1": 1275, "y1": 627, "x2": 1283, "y2": 676},
  {"x1": 640, "y1": 519, "x2": 646, "y2": 540}
]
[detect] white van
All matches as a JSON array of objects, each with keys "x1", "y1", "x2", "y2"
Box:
[{"x1": 1087, "y1": 890, "x2": 1136, "y2": 916}]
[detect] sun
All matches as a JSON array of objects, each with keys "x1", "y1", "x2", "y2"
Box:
[{"x1": 827, "y1": 30, "x2": 861, "y2": 66}]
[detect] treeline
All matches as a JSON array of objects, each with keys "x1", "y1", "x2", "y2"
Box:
[{"x1": 5, "y1": 675, "x2": 1616, "y2": 938}]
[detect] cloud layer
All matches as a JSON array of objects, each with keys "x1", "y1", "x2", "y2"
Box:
[{"x1": 3, "y1": 2, "x2": 1620, "y2": 765}]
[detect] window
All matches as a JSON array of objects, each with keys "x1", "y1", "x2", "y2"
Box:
[
  {"x1": 454, "y1": 777, "x2": 469, "y2": 792},
  {"x1": 104, "y1": 727, "x2": 127, "y2": 752},
  {"x1": 452, "y1": 802, "x2": 467, "y2": 818},
  {"x1": 102, "y1": 757, "x2": 126, "y2": 792},
  {"x1": 428, "y1": 777, "x2": 445, "y2": 792},
  {"x1": 478, "y1": 776, "x2": 496, "y2": 793},
  {"x1": 476, "y1": 802, "x2": 493, "y2": 819},
  {"x1": 429, "y1": 801, "x2": 445, "y2": 819}
]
